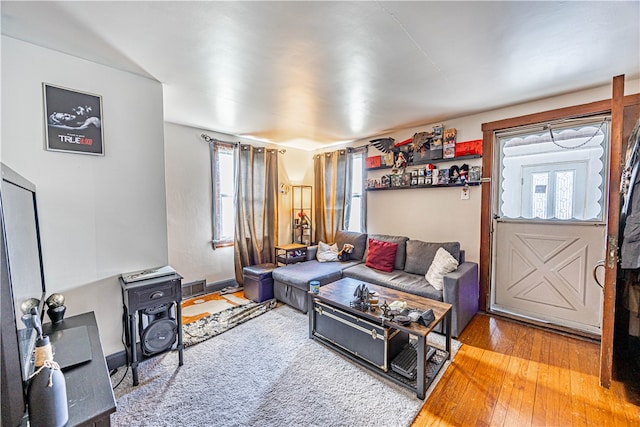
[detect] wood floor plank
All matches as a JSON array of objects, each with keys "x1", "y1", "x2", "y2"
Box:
[
  {"x1": 546, "y1": 332, "x2": 573, "y2": 426},
  {"x1": 567, "y1": 338, "x2": 589, "y2": 426},
  {"x1": 414, "y1": 342, "x2": 484, "y2": 425},
  {"x1": 412, "y1": 314, "x2": 640, "y2": 427},
  {"x1": 498, "y1": 326, "x2": 538, "y2": 427},
  {"x1": 461, "y1": 318, "x2": 516, "y2": 426}
]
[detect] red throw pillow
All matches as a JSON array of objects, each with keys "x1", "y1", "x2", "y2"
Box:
[{"x1": 366, "y1": 238, "x2": 398, "y2": 273}]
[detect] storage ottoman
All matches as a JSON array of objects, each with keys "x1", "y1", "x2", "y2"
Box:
[
  {"x1": 272, "y1": 261, "x2": 344, "y2": 313},
  {"x1": 243, "y1": 263, "x2": 276, "y2": 302}
]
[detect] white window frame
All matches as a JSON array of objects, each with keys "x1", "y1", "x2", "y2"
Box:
[
  {"x1": 346, "y1": 149, "x2": 365, "y2": 232},
  {"x1": 210, "y1": 141, "x2": 235, "y2": 248}
]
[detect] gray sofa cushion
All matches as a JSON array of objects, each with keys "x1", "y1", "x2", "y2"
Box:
[
  {"x1": 366, "y1": 234, "x2": 409, "y2": 270},
  {"x1": 342, "y1": 263, "x2": 443, "y2": 301},
  {"x1": 334, "y1": 230, "x2": 367, "y2": 261},
  {"x1": 404, "y1": 241, "x2": 461, "y2": 276}
]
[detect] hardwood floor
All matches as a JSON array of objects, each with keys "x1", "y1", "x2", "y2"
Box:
[{"x1": 412, "y1": 313, "x2": 640, "y2": 426}]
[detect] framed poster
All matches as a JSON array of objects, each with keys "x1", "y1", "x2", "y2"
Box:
[{"x1": 43, "y1": 83, "x2": 104, "y2": 155}]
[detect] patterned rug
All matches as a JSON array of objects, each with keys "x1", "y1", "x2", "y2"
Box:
[
  {"x1": 181, "y1": 290, "x2": 252, "y2": 324},
  {"x1": 182, "y1": 295, "x2": 277, "y2": 347}
]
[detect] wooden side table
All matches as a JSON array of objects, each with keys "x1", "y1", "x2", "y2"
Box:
[{"x1": 274, "y1": 243, "x2": 308, "y2": 266}]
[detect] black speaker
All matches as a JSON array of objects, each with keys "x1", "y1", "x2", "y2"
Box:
[{"x1": 138, "y1": 303, "x2": 178, "y2": 356}]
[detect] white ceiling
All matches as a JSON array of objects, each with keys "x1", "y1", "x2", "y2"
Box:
[{"x1": 2, "y1": 1, "x2": 639, "y2": 151}]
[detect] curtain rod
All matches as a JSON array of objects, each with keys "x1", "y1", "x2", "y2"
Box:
[{"x1": 201, "y1": 133, "x2": 286, "y2": 154}]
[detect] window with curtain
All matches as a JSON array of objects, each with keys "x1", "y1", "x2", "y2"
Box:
[
  {"x1": 314, "y1": 147, "x2": 366, "y2": 243},
  {"x1": 210, "y1": 141, "x2": 235, "y2": 248}
]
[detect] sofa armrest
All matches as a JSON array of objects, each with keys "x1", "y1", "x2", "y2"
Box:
[
  {"x1": 442, "y1": 262, "x2": 479, "y2": 337},
  {"x1": 306, "y1": 245, "x2": 318, "y2": 261}
]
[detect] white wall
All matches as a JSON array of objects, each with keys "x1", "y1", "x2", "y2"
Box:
[
  {"x1": 167, "y1": 79, "x2": 638, "y2": 284},
  {"x1": 164, "y1": 122, "x2": 313, "y2": 285},
  {"x1": 1, "y1": 36, "x2": 167, "y2": 355}
]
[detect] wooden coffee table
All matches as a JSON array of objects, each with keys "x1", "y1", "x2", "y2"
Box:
[{"x1": 308, "y1": 277, "x2": 452, "y2": 399}]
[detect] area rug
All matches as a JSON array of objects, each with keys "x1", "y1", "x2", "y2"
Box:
[
  {"x1": 111, "y1": 305, "x2": 461, "y2": 427},
  {"x1": 181, "y1": 290, "x2": 251, "y2": 324},
  {"x1": 182, "y1": 298, "x2": 277, "y2": 347}
]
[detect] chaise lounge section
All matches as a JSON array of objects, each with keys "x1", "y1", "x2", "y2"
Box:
[{"x1": 272, "y1": 230, "x2": 479, "y2": 337}]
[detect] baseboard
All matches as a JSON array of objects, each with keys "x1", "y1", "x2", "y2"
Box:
[
  {"x1": 206, "y1": 278, "x2": 239, "y2": 294},
  {"x1": 106, "y1": 350, "x2": 128, "y2": 371},
  {"x1": 182, "y1": 278, "x2": 239, "y2": 298}
]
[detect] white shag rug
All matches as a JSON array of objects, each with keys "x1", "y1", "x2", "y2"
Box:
[{"x1": 111, "y1": 305, "x2": 459, "y2": 427}]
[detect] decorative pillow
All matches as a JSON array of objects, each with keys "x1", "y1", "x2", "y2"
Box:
[
  {"x1": 367, "y1": 234, "x2": 409, "y2": 270},
  {"x1": 365, "y1": 238, "x2": 398, "y2": 272},
  {"x1": 316, "y1": 241, "x2": 339, "y2": 262},
  {"x1": 405, "y1": 241, "x2": 460, "y2": 276},
  {"x1": 425, "y1": 247, "x2": 459, "y2": 291}
]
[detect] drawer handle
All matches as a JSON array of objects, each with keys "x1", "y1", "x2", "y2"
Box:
[{"x1": 150, "y1": 291, "x2": 165, "y2": 299}]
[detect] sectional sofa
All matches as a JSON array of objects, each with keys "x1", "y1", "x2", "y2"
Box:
[{"x1": 272, "y1": 230, "x2": 479, "y2": 337}]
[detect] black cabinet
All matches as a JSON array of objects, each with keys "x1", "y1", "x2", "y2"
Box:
[
  {"x1": 120, "y1": 273, "x2": 184, "y2": 386},
  {"x1": 42, "y1": 312, "x2": 116, "y2": 427}
]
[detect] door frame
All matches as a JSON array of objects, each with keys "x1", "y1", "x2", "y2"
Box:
[{"x1": 480, "y1": 76, "x2": 640, "y2": 388}]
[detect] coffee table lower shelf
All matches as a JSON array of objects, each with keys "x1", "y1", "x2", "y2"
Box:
[
  {"x1": 307, "y1": 279, "x2": 452, "y2": 400},
  {"x1": 311, "y1": 334, "x2": 449, "y2": 399}
]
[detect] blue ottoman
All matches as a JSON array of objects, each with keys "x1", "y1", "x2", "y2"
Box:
[{"x1": 243, "y1": 263, "x2": 276, "y2": 302}]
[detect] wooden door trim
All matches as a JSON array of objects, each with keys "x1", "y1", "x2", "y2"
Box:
[
  {"x1": 480, "y1": 79, "x2": 638, "y2": 389},
  {"x1": 479, "y1": 91, "x2": 639, "y2": 313},
  {"x1": 600, "y1": 76, "x2": 625, "y2": 387}
]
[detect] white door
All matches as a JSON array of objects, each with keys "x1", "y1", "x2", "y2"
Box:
[{"x1": 491, "y1": 117, "x2": 610, "y2": 335}]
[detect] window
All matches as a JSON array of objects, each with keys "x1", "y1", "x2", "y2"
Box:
[
  {"x1": 498, "y1": 117, "x2": 609, "y2": 221},
  {"x1": 211, "y1": 142, "x2": 235, "y2": 247},
  {"x1": 528, "y1": 169, "x2": 577, "y2": 219},
  {"x1": 346, "y1": 151, "x2": 364, "y2": 232}
]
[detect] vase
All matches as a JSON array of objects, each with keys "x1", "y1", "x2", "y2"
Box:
[{"x1": 27, "y1": 336, "x2": 68, "y2": 427}]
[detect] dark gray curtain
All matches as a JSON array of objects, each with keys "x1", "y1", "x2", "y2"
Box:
[
  {"x1": 313, "y1": 149, "x2": 350, "y2": 244},
  {"x1": 234, "y1": 145, "x2": 278, "y2": 284}
]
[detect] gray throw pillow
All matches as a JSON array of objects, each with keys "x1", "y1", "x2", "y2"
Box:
[
  {"x1": 335, "y1": 230, "x2": 367, "y2": 261},
  {"x1": 404, "y1": 240, "x2": 461, "y2": 276},
  {"x1": 366, "y1": 234, "x2": 409, "y2": 270}
]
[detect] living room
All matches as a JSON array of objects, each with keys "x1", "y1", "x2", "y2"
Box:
[{"x1": 2, "y1": 1, "x2": 640, "y2": 426}]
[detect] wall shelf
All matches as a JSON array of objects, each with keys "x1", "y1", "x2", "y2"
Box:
[
  {"x1": 291, "y1": 185, "x2": 313, "y2": 245},
  {"x1": 366, "y1": 154, "x2": 481, "y2": 171},
  {"x1": 366, "y1": 181, "x2": 480, "y2": 191}
]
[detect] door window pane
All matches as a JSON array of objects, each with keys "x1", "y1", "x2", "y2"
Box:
[
  {"x1": 531, "y1": 173, "x2": 549, "y2": 218},
  {"x1": 498, "y1": 118, "x2": 608, "y2": 222},
  {"x1": 555, "y1": 171, "x2": 575, "y2": 220}
]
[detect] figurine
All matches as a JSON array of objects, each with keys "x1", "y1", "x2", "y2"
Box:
[
  {"x1": 350, "y1": 283, "x2": 371, "y2": 310},
  {"x1": 379, "y1": 300, "x2": 391, "y2": 318},
  {"x1": 394, "y1": 152, "x2": 407, "y2": 170}
]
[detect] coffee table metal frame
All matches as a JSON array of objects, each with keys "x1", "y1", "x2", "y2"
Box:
[{"x1": 308, "y1": 277, "x2": 452, "y2": 399}]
